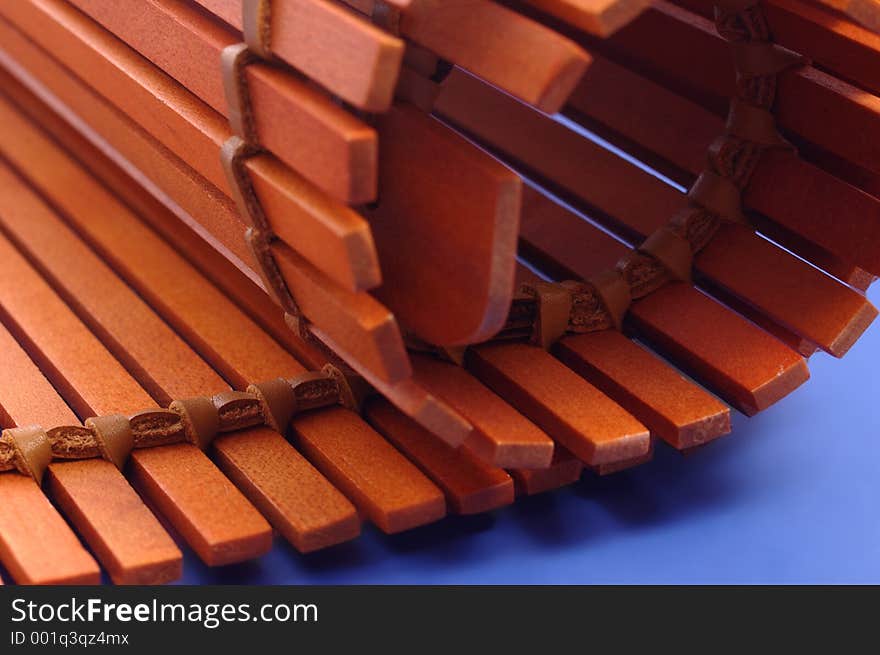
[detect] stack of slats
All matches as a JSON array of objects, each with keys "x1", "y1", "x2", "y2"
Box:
[{"x1": 0, "y1": 0, "x2": 877, "y2": 585}]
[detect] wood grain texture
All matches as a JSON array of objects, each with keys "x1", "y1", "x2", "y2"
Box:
[
  {"x1": 468, "y1": 344, "x2": 651, "y2": 466},
  {"x1": 292, "y1": 407, "x2": 447, "y2": 533},
  {"x1": 213, "y1": 428, "x2": 361, "y2": 553},
  {"x1": 46, "y1": 460, "x2": 183, "y2": 584},
  {"x1": 67, "y1": 0, "x2": 380, "y2": 204},
  {"x1": 0, "y1": 160, "x2": 228, "y2": 406},
  {"x1": 368, "y1": 104, "x2": 520, "y2": 346},
  {"x1": 193, "y1": 0, "x2": 404, "y2": 111},
  {"x1": 0, "y1": 62, "x2": 469, "y2": 448},
  {"x1": 129, "y1": 444, "x2": 272, "y2": 566},
  {"x1": 0, "y1": 98, "x2": 376, "y2": 556},
  {"x1": 411, "y1": 354, "x2": 555, "y2": 469},
  {"x1": 0, "y1": 19, "x2": 434, "y2": 390},
  {"x1": 0, "y1": 212, "x2": 272, "y2": 569},
  {"x1": 0, "y1": 237, "x2": 182, "y2": 584},
  {"x1": 436, "y1": 69, "x2": 878, "y2": 353},
  {"x1": 0, "y1": 231, "x2": 155, "y2": 418},
  {"x1": 365, "y1": 398, "x2": 515, "y2": 515},
  {"x1": 0, "y1": 475, "x2": 101, "y2": 585},
  {"x1": 0, "y1": 0, "x2": 381, "y2": 290},
  {"x1": 555, "y1": 331, "x2": 731, "y2": 449},
  {"x1": 0, "y1": 325, "x2": 101, "y2": 585}
]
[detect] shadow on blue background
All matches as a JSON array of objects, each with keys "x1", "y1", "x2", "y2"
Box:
[{"x1": 181, "y1": 285, "x2": 879, "y2": 584}]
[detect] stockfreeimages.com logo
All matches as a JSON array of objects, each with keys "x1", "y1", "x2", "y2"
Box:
[{"x1": 10, "y1": 597, "x2": 318, "y2": 630}]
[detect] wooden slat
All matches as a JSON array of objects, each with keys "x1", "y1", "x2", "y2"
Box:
[
  {"x1": 581, "y1": 1, "x2": 880, "y2": 184},
  {"x1": 0, "y1": 232, "x2": 155, "y2": 417},
  {"x1": 0, "y1": 475, "x2": 101, "y2": 585},
  {"x1": 213, "y1": 428, "x2": 361, "y2": 553},
  {"x1": 0, "y1": 161, "x2": 228, "y2": 405},
  {"x1": 510, "y1": 448, "x2": 584, "y2": 496},
  {"x1": 0, "y1": 274, "x2": 180, "y2": 583},
  {"x1": 523, "y1": 0, "x2": 652, "y2": 36},
  {"x1": 0, "y1": 325, "x2": 101, "y2": 585},
  {"x1": 292, "y1": 407, "x2": 447, "y2": 534},
  {"x1": 365, "y1": 398, "x2": 515, "y2": 515},
  {"x1": 0, "y1": 245, "x2": 182, "y2": 584},
  {"x1": 67, "y1": 0, "x2": 379, "y2": 204},
  {"x1": 672, "y1": 0, "x2": 880, "y2": 96},
  {"x1": 0, "y1": 0, "x2": 381, "y2": 291},
  {"x1": 0, "y1": 91, "x2": 454, "y2": 542},
  {"x1": 813, "y1": 0, "x2": 880, "y2": 32},
  {"x1": 435, "y1": 69, "x2": 878, "y2": 354},
  {"x1": 0, "y1": 64, "x2": 469, "y2": 445},
  {"x1": 411, "y1": 354, "x2": 554, "y2": 469},
  {"x1": 0, "y1": 103, "x2": 365, "y2": 555},
  {"x1": 513, "y1": 261, "x2": 731, "y2": 448},
  {"x1": 345, "y1": 0, "x2": 590, "y2": 112},
  {"x1": 46, "y1": 460, "x2": 183, "y2": 584},
  {"x1": 192, "y1": 0, "x2": 404, "y2": 111},
  {"x1": 563, "y1": 55, "x2": 880, "y2": 289},
  {"x1": 555, "y1": 331, "x2": 731, "y2": 449},
  {"x1": 519, "y1": 188, "x2": 811, "y2": 415},
  {"x1": 468, "y1": 344, "x2": 651, "y2": 466},
  {"x1": 0, "y1": 223, "x2": 273, "y2": 568},
  {"x1": 367, "y1": 104, "x2": 520, "y2": 346},
  {"x1": 127, "y1": 445, "x2": 272, "y2": 566}
]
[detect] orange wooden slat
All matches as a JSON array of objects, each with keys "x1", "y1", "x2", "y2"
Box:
[
  {"x1": 589, "y1": 1, "x2": 880, "y2": 184},
  {"x1": 0, "y1": 161, "x2": 227, "y2": 406},
  {"x1": 523, "y1": 0, "x2": 652, "y2": 36},
  {"x1": 0, "y1": 225, "x2": 272, "y2": 568},
  {"x1": 562, "y1": 55, "x2": 880, "y2": 289},
  {"x1": 510, "y1": 448, "x2": 584, "y2": 496},
  {"x1": 367, "y1": 104, "x2": 520, "y2": 346},
  {"x1": 0, "y1": 63, "x2": 469, "y2": 445},
  {"x1": 0, "y1": 250, "x2": 181, "y2": 584},
  {"x1": 67, "y1": 0, "x2": 380, "y2": 204},
  {"x1": 193, "y1": 0, "x2": 404, "y2": 111},
  {"x1": 514, "y1": 259, "x2": 731, "y2": 449},
  {"x1": 0, "y1": 475, "x2": 101, "y2": 585},
  {"x1": 518, "y1": 188, "x2": 811, "y2": 415},
  {"x1": 436, "y1": 68, "x2": 878, "y2": 354},
  {"x1": 292, "y1": 407, "x2": 447, "y2": 534},
  {"x1": 811, "y1": 0, "x2": 880, "y2": 32},
  {"x1": 0, "y1": 102, "x2": 368, "y2": 556},
  {"x1": 213, "y1": 428, "x2": 361, "y2": 553},
  {"x1": 46, "y1": 460, "x2": 183, "y2": 584},
  {"x1": 345, "y1": 0, "x2": 591, "y2": 112},
  {"x1": 0, "y1": 0, "x2": 381, "y2": 290},
  {"x1": 671, "y1": 0, "x2": 880, "y2": 96},
  {"x1": 411, "y1": 354, "x2": 555, "y2": 469},
  {"x1": 365, "y1": 398, "x2": 515, "y2": 515},
  {"x1": 468, "y1": 343, "x2": 651, "y2": 467},
  {"x1": 0, "y1": 325, "x2": 101, "y2": 585},
  {"x1": 555, "y1": 331, "x2": 731, "y2": 450}
]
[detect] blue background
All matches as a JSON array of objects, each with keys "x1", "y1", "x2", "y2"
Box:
[{"x1": 181, "y1": 285, "x2": 879, "y2": 584}]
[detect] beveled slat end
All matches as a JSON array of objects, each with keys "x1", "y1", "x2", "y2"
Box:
[
  {"x1": 747, "y1": 358, "x2": 811, "y2": 416},
  {"x1": 464, "y1": 432, "x2": 556, "y2": 470},
  {"x1": 828, "y1": 298, "x2": 879, "y2": 358}
]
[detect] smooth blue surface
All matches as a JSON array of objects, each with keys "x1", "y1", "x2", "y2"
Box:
[{"x1": 181, "y1": 285, "x2": 880, "y2": 584}]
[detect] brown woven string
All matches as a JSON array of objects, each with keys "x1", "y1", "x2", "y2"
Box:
[
  {"x1": 0, "y1": 366, "x2": 361, "y2": 479},
  {"x1": 421, "y1": 0, "x2": 805, "y2": 355}
]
